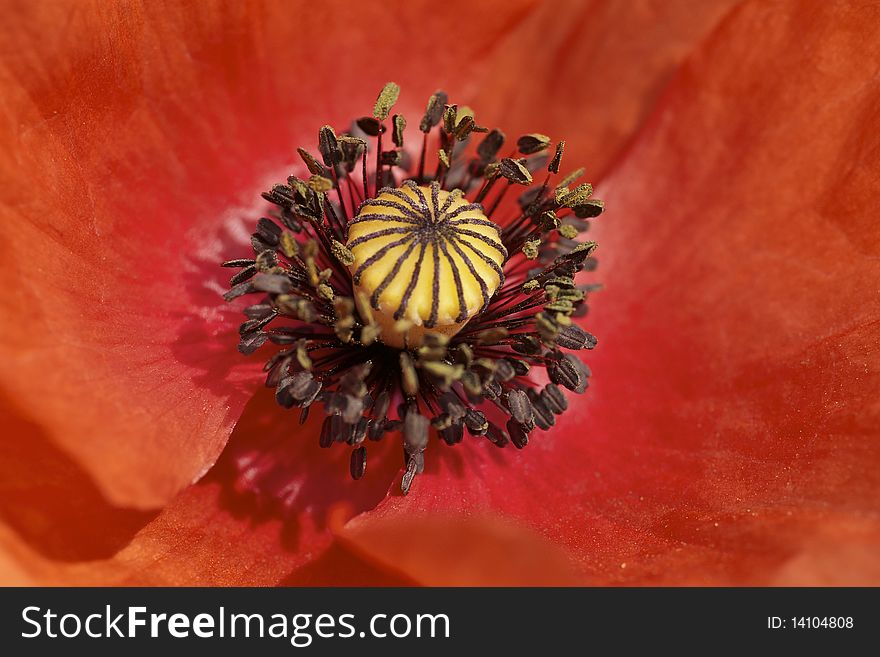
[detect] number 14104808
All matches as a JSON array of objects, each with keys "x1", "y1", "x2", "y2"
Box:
[{"x1": 767, "y1": 616, "x2": 854, "y2": 629}]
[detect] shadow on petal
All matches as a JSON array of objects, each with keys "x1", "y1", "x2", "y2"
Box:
[
  {"x1": 330, "y1": 512, "x2": 585, "y2": 586},
  {"x1": 204, "y1": 388, "x2": 403, "y2": 550},
  {"x1": 0, "y1": 391, "x2": 157, "y2": 561},
  {"x1": 281, "y1": 542, "x2": 419, "y2": 586}
]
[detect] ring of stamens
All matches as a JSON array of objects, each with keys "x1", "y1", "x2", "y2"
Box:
[{"x1": 223, "y1": 82, "x2": 604, "y2": 496}]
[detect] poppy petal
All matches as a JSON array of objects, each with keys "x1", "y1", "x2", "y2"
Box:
[
  {"x1": 331, "y1": 512, "x2": 584, "y2": 586},
  {"x1": 343, "y1": 0, "x2": 880, "y2": 585},
  {"x1": 0, "y1": 483, "x2": 297, "y2": 585},
  {"x1": 0, "y1": 377, "x2": 409, "y2": 584},
  {"x1": 470, "y1": 0, "x2": 739, "y2": 177}
]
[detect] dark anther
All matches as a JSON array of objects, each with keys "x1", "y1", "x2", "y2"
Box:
[
  {"x1": 573, "y1": 199, "x2": 605, "y2": 218},
  {"x1": 439, "y1": 422, "x2": 464, "y2": 445},
  {"x1": 222, "y1": 258, "x2": 256, "y2": 268},
  {"x1": 499, "y1": 158, "x2": 533, "y2": 185},
  {"x1": 531, "y1": 396, "x2": 556, "y2": 430},
  {"x1": 507, "y1": 418, "x2": 529, "y2": 449},
  {"x1": 542, "y1": 384, "x2": 568, "y2": 414},
  {"x1": 512, "y1": 334, "x2": 542, "y2": 355},
  {"x1": 556, "y1": 324, "x2": 597, "y2": 350},
  {"x1": 548, "y1": 355, "x2": 581, "y2": 391},
  {"x1": 464, "y1": 409, "x2": 489, "y2": 436},
  {"x1": 549, "y1": 141, "x2": 564, "y2": 173},
  {"x1": 230, "y1": 265, "x2": 257, "y2": 287},
  {"x1": 318, "y1": 125, "x2": 342, "y2": 166},
  {"x1": 505, "y1": 357, "x2": 531, "y2": 376},
  {"x1": 238, "y1": 331, "x2": 268, "y2": 355},
  {"x1": 485, "y1": 423, "x2": 510, "y2": 448},
  {"x1": 400, "y1": 457, "x2": 418, "y2": 495},
  {"x1": 244, "y1": 303, "x2": 274, "y2": 319},
  {"x1": 355, "y1": 117, "x2": 384, "y2": 136},
  {"x1": 420, "y1": 91, "x2": 448, "y2": 132},
  {"x1": 298, "y1": 148, "x2": 326, "y2": 175},
  {"x1": 350, "y1": 446, "x2": 367, "y2": 480},
  {"x1": 351, "y1": 417, "x2": 369, "y2": 445},
  {"x1": 477, "y1": 129, "x2": 506, "y2": 163},
  {"x1": 484, "y1": 380, "x2": 502, "y2": 400},
  {"x1": 505, "y1": 389, "x2": 534, "y2": 426},
  {"x1": 239, "y1": 316, "x2": 272, "y2": 336},
  {"x1": 255, "y1": 217, "x2": 282, "y2": 245},
  {"x1": 516, "y1": 133, "x2": 551, "y2": 155},
  {"x1": 223, "y1": 280, "x2": 256, "y2": 301}
]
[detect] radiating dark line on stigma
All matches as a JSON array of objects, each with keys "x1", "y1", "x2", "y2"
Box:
[
  {"x1": 369, "y1": 238, "x2": 419, "y2": 308},
  {"x1": 441, "y1": 203, "x2": 485, "y2": 221},
  {"x1": 387, "y1": 187, "x2": 425, "y2": 213},
  {"x1": 348, "y1": 226, "x2": 414, "y2": 248},
  {"x1": 395, "y1": 242, "x2": 428, "y2": 320},
  {"x1": 455, "y1": 229, "x2": 508, "y2": 258},
  {"x1": 452, "y1": 235, "x2": 505, "y2": 290},
  {"x1": 409, "y1": 182, "x2": 431, "y2": 210},
  {"x1": 447, "y1": 237, "x2": 490, "y2": 308},
  {"x1": 353, "y1": 234, "x2": 414, "y2": 283},
  {"x1": 427, "y1": 242, "x2": 441, "y2": 327},
  {"x1": 438, "y1": 238, "x2": 468, "y2": 322},
  {"x1": 355, "y1": 200, "x2": 423, "y2": 221}
]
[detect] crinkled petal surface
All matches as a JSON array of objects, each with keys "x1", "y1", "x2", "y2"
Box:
[
  {"x1": 331, "y1": 513, "x2": 583, "y2": 586},
  {"x1": 470, "y1": 0, "x2": 739, "y2": 177},
  {"x1": 364, "y1": 0, "x2": 880, "y2": 585}
]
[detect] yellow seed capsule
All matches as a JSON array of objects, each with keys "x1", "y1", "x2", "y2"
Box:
[{"x1": 347, "y1": 181, "x2": 506, "y2": 348}]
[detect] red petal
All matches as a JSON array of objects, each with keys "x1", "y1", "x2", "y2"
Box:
[
  {"x1": 0, "y1": 482, "x2": 298, "y2": 585},
  {"x1": 352, "y1": 0, "x2": 880, "y2": 585},
  {"x1": 8, "y1": 0, "x2": 873, "y2": 587},
  {"x1": 330, "y1": 512, "x2": 583, "y2": 586},
  {"x1": 470, "y1": 0, "x2": 738, "y2": 177},
  {"x1": 0, "y1": 388, "x2": 402, "y2": 585}
]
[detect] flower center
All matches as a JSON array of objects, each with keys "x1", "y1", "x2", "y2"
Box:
[
  {"x1": 347, "y1": 181, "x2": 506, "y2": 348},
  {"x1": 222, "y1": 81, "x2": 605, "y2": 496}
]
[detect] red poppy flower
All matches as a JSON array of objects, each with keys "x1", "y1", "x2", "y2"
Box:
[{"x1": 1, "y1": 0, "x2": 878, "y2": 586}]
